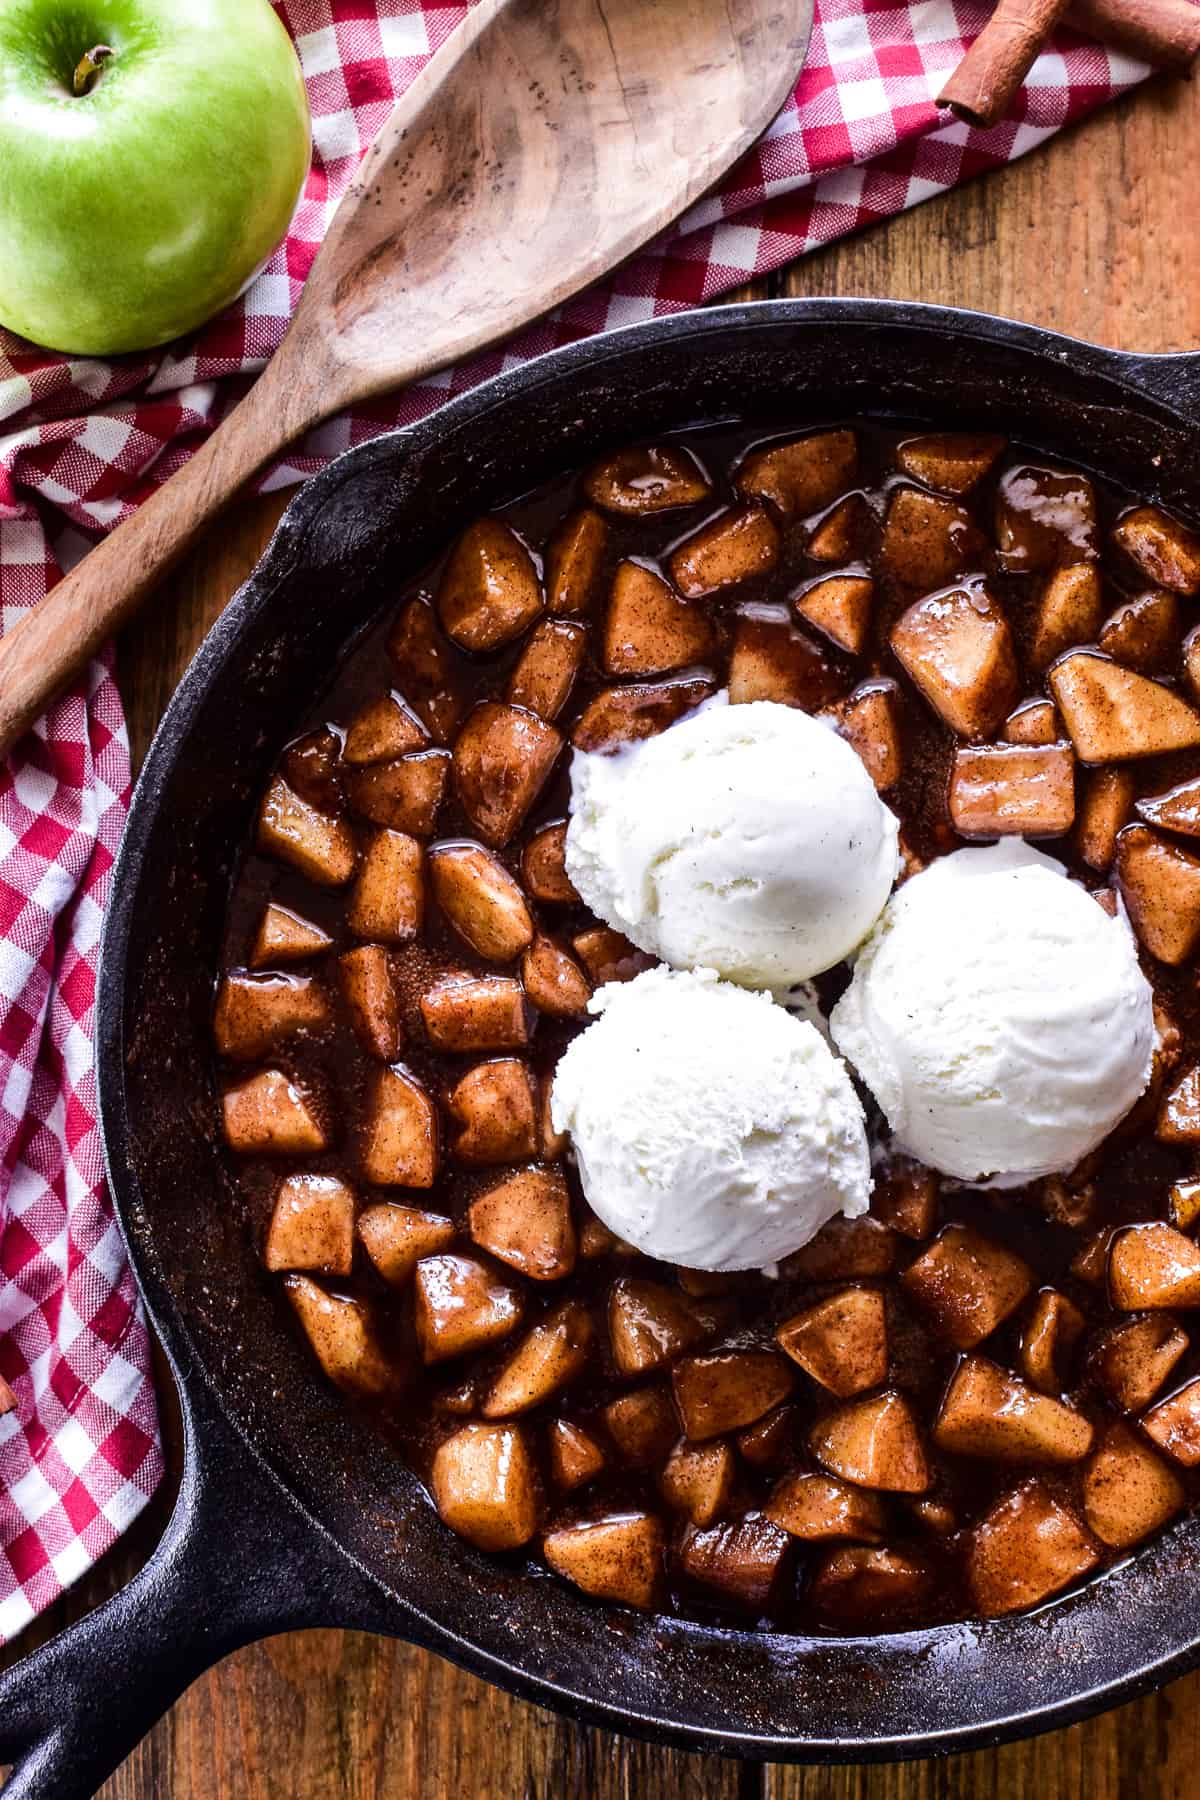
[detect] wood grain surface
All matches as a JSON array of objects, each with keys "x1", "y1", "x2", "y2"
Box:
[{"x1": 9, "y1": 64, "x2": 1200, "y2": 1800}]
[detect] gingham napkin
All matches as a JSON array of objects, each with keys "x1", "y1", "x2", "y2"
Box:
[{"x1": 0, "y1": 0, "x2": 1148, "y2": 1641}]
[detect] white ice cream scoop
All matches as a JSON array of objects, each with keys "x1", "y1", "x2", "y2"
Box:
[
  {"x1": 830, "y1": 839, "x2": 1156, "y2": 1187},
  {"x1": 564, "y1": 696, "x2": 900, "y2": 991},
  {"x1": 550, "y1": 965, "x2": 872, "y2": 1270}
]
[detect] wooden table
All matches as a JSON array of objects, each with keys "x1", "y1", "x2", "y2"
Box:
[{"x1": 17, "y1": 65, "x2": 1200, "y2": 1800}]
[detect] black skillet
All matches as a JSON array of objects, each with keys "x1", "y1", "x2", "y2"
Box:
[{"x1": 3, "y1": 299, "x2": 1200, "y2": 1798}]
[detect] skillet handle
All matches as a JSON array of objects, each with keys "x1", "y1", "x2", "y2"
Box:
[
  {"x1": 0, "y1": 1371, "x2": 390, "y2": 1800},
  {"x1": 1115, "y1": 348, "x2": 1200, "y2": 412}
]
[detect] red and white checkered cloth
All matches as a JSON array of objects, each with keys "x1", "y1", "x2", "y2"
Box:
[{"x1": 0, "y1": 0, "x2": 1150, "y2": 1639}]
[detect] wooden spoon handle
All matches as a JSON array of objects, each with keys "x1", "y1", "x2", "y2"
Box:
[{"x1": 0, "y1": 355, "x2": 309, "y2": 758}]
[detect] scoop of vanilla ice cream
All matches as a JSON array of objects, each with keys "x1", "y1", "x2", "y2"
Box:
[
  {"x1": 550, "y1": 965, "x2": 871, "y2": 1270},
  {"x1": 830, "y1": 840, "x2": 1156, "y2": 1186},
  {"x1": 564, "y1": 696, "x2": 900, "y2": 990}
]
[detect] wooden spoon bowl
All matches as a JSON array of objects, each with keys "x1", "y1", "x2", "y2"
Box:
[{"x1": 0, "y1": 0, "x2": 813, "y2": 756}]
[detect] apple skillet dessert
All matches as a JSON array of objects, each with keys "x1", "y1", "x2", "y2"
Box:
[{"x1": 215, "y1": 421, "x2": 1200, "y2": 1633}]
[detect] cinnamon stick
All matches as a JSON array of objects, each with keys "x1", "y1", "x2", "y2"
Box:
[
  {"x1": 1067, "y1": 0, "x2": 1200, "y2": 72},
  {"x1": 938, "y1": 0, "x2": 1073, "y2": 127}
]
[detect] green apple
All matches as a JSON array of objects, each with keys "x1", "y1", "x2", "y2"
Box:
[{"x1": 0, "y1": 0, "x2": 311, "y2": 355}]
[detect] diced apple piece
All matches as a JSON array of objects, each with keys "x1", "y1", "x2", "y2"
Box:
[
  {"x1": 735, "y1": 1404, "x2": 796, "y2": 1470},
  {"x1": 387, "y1": 597, "x2": 464, "y2": 744},
  {"x1": 545, "y1": 508, "x2": 608, "y2": 615},
  {"x1": 968, "y1": 1481, "x2": 1100, "y2": 1617},
  {"x1": 341, "y1": 692, "x2": 428, "y2": 766},
  {"x1": 1099, "y1": 589, "x2": 1179, "y2": 673},
  {"x1": 1083, "y1": 1419, "x2": 1184, "y2": 1549},
  {"x1": 677, "y1": 1514, "x2": 791, "y2": 1612},
  {"x1": 521, "y1": 935, "x2": 591, "y2": 1018},
  {"x1": 345, "y1": 750, "x2": 450, "y2": 836},
  {"x1": 1071, "y1": 1227, "x2": 1116, "y2": 1287},
  {"x1": 258, "y1": 776, "x2": 356, "y2": 887},
  {"x1": 891, "y1": 584, "x2": 1018, "y2": 739},
  {"x1": 669, "y1": 508, "x2": 780, "y2": 598},
  {"x1": 214, "y1": 972, "x2": 330, "y2": 1061},
  {"x1": 1171, "y1": 1178, "x2": 1200, "y2": 1232},
  {"x1": 765, "y1": 1471, "x2": 885, "y2": 1543},
  {"x1": 413, "y1": 1254, "x2": 524, "y2": 1362},
  {"x1": 223, "y1": 1070, "x2": 328, "y2": 1155},
  {"x1": 901, "y1": 1225, "x2": 1033, "y2": 1349},
  {"x1": 809, "y1": 1546, "x2": 934, "y2": 1625},
  {"x1": 579, "y1": 1212, "x2": 638, "y2": 1259},
  {"x1": 1020, "y1": 1289, "x2": 1086, "y2": 1395},
  {"x1": 265, "y1": 1174, "x2": 355, "y2": 1275},
  {"x1": 736, "y1": 429, "x2": 858, "y2": 521},
  {"x1": 506, "y1": 619, "x2": 587, "y2": 720},
  {"x1": 782, "y1": 1216, "x2": 898, "y2": 1282},
  {"x1": 284, "y1": 1275, "x2": 395, "y2": 1397},
  {"x1": 949, "y1": 742, "x2": 1075, "y2": 839},
  {"x1": 1159, "y1": 1064, "x2": 1200, "y2": 1143},
  {"x1": 880, "y1": 487, "x2": 985, "y2": 590},
  {"x1": 1002, "y1": 699, "x2": 1060, "y2": 745},
  {"x1": 548, "y1": 1418, "x2": 607, "y2": 1490},
  {"x1": 1076, "y1": 767, "x2": 1134, "y2": 872},
  {"x1": 727, "y1": 606, "x2": 841, "y2": 710},
  {"x1": 659, "y1": 1439, "x2": 735, "y2": 1527},
  {"x1": 1039, "y1": 1174, "x2": 1097, "y2": 1231},
  {"x1": 433, "y1": 1376, "x2": 479, "y2": 1415},
  {"x1": 421, "y1": 974, "x2": 530, "y2": 1053},
  {"x1": 543, "y1": 1512, "x2": 664, "y2": 1610},
  {"x1": 250, "y1": 903, "x2": 331, "y2": 968},
  {"x1": 1109, "y1": 1222, "x2": 1200, "y2": 1309},
  {"x1": 338, "y1": 946, "x2": 403, "y2": 1061},
  {"x1": 1050, "y1": 653, "x2": 1200, "y2": 762},
  {"x1": 1114, "y1": 505, "x2": 1200, "y2": 594},
  {"x1": 432, "y1": 1422, "x2": 539, "y2": 1551},
  {"x1": 810, "y1": 1392, "x2": 931, "y2": 1493},
  {"x1": 995, "y1": 466, "x2": 1099, "y2": 572},
  {"x1": 572, "y1": 676, "x2": 714, "y2": 752},
  {"x1": 357, "y1": 1203, "x2": 455, "y2": 1286},
  {"x1": 482, "y1": 1301, "x2": 594, "y2": 1417},
  {"x1": 571, "y1": 926, "x2": 655, "y2": 987},
  {"x1": 429, "y1": 842, "x2": 532, "y2": 964},
  {"x1": 469, "y1": 1166, "x2": 575, "y2": 1281},
  {"x1": 447, "y1": 1058, "x2": 538, "y2": 1166},
  {"x1": 1185, "y1": 624, "x2": 1200, "y2": 702},
  {"x1": 609, "y1": 1279, "x2": 708, "y2": 1376},
  {"x1": 823, "y1": 678, "x2": 902, "y2": 790},
  {"x1": 601, "y1": 560, "x2": 714, "y2": 677},
  {"x1": 437, "y1": 518, "x2": 543, "y2": 652},
  {"x1": 283, "y1": 728, "x2": 343, "y2": 812},
  {"x1": 0, "y1": 1377, "x2": 15, "y2": 1418},
  {"x1": 539, "y1": 1077, "x2": 567, "y2": 1161},
  {"x1": 361, "y1": 1065, "x2": 438, "y2": 1188},
  {"x1": 1143, "y1": 1377, "x2": 1200, "y2": 1465},
  {"x1": 348, "y1": 830, "x2": 423, "y2": 944},
  {"x1": 933, "y1": 1355, "x2": 1093, "y2": 1462},
  {"x1": 1138, "y1": 775, "x2": 1200, "y2": 838},
  {"x1": 776, "y1": 1288, "x2": 887, "y2": 1398},
  {"x1": 1030, "y1": 563, "x2": 1104, "y2": 671},
  {"x1": 794, "y1": 571, "x2": 873, "y2": 654},
  {"x1": 895, "y1": 432, "x2": 1005, "y2": 495},
  {"x1": 522, "y1": 821, "x2": 578, "y2": 904},
  {"x1": 807, "y1": 494, "x2": 870, "y2": 563},
  {"x1": 1115, "y1": 825, "x2": 1200, "y2": 964},
  {"x1": 870, "y1": 1159, "x2": 938, "y2": 1240},
  {"x1": 603, "y1": 1386, "x2": 678, "y2": 1466},
  {"x1": 583, "y1": 444, "x2": 710, "y2": 515},
  {"x1": 672, "y1": 1351, "x2": 794, "y2": 1441},
  {"x1": 453, "y1": 703, "x2": 562, "y2": 847}
]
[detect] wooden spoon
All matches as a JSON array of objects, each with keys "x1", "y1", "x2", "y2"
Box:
[{"x1": 0, "y1": 0, "x2": 812, "y2": 756}]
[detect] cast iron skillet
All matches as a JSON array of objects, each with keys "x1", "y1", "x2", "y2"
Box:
[{"x1": 3, "y1": 299, "x2": 1200, "y2": 1798}]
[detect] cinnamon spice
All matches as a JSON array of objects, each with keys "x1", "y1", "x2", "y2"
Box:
[
  {"x1": 937, "y1": 0, "x2": 1073, "y2": 128},
  {"x1": 1067, "y1": 0, "x2": 1200, "y2": 72}
]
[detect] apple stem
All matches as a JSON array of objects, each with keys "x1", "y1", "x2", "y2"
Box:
[{"x1": 72, "y1": 44, "x2": 115, "y2": 97}]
